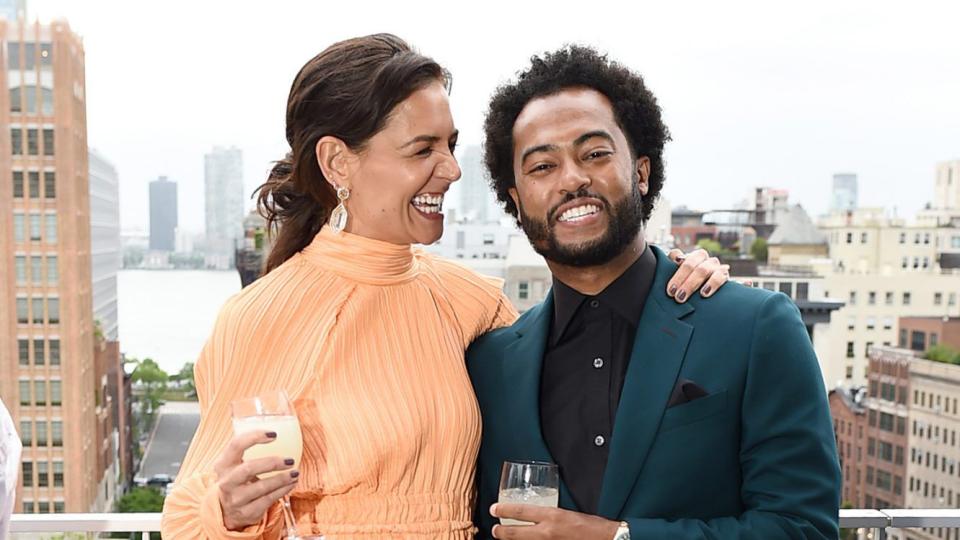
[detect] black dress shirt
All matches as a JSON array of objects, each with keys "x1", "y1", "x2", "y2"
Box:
[{"x1": 540, "y1": 246, "x2": 657, "y2": 514}]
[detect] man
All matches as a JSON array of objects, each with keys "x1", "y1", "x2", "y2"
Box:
[{"x1": 467, "y1": 46, "x2": 840, "y2": 539}]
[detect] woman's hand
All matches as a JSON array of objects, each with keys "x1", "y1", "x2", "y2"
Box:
[
  {"x1": 214, "y1": 430, "x2": 299, "y2": 531},
  {"x1": 666, "y1": 248, "x2": 740, "y2": 302}
]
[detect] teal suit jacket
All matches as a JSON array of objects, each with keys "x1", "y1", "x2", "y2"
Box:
[{"x1": 467, "y1": 247, "x2": 841, "y2": 539}]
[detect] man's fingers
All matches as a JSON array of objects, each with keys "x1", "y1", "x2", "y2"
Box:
[
  {"x1": 491, "y1": 502, "x2": 554, "y2": 523},
  {"x1": 666, "y1": 249, "x2": 708, "y2": 298}
]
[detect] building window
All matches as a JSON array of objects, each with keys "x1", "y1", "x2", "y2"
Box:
[
  {"x1": 867, "y1": 466, "x2": 874, "y2": 485},
  {"x1": 885, "y1": 291, "x2": 894, "y2": 305},
  {"x1": 779, "y1": 282, "x2": 793, "y2": 297},
  {"x1": 912, "y1": 257, "x2": 919, "y2": 269},
  {"x1": 51, "y1": 420, "x2": 62, "y2": 446},
  {"x1": 845, "y1": 365, "x2": 853, "y2": 379},
  {"x1": 849, "y1": 291, "x2": 857, "y2": 305},
  {"x1": 53, "y1": 502, "x2": 64, "y2": 513},
  {"x1": 879, "y1": 412, "x2": 895, "y2": 432},
  {"x1": 901, "y1": 257, "x2": 908, "y2": 269},
  {"x1": 925, "y1": 233, "x2": 931, "y2": 245},
  {"x1": 30, "y1": 255, "x2": 41, "y2": 284},
  {"x1": 518, "y1": 282, "x2": 529, "y2": 300},
  {"x1": 846, "y1": 341, "x2": 855, "y2": 358},
  {"x1": 21, "y1": 462, "x2": 32, "y2": 487},
  {"x1": 15, "y1": 255, "x2": 26, "y2": 283},
  {"x1": 49, "y1": 340, "x2": 60, "y2": 366},
  {"x1": 40, "y1": 87, "x2": 53, "y2": 115},
  {"x1": 23, "y1": 42, "x2": 35, "y2": 70},
  {"x1": 48, "y1": 297, "x2": 59, "y2": 324},
  {"x1": 911, "y1": 331, "x2": 927, "y2": 351},
  {"x1": 33, "y1": 380, "x2": 46, "y2": 406},
  {"x1": 762, "y1": 282, "x2": 775, "y2": 291},
  {"x1": 33, "y1": 339, "x2": 44, "y2": 365},
  {"x1": 37, "y1": 462, "x2": 48, "y2": 488},
  {"x1": 19, "y1": 380, "x2": 30, "y2": 406},
  {"x1": 8, "y1": 41, "x2": 20, "y2": 69},
  {"x1": 11, "y1": 128, "x2": 22, "y2": 154},
  {"x1": 35, "y1": 420, "x2": 47, "y2": 446},
  {"x1": 18, "y1": 339, "x2": 29, "y2": 366},
  {"x1": 796, "y1": 282, "x2": 809, "y2": 301},
  {"x1": 18, "y1": 421, "x2": 31, "y2": 448},
  {"x1": 868, "y1": 291, "x2": 876, "y2": 305},
  {"x1": 951, "y1": 293, "x2": 957, "y2": 306},
  {"x1": 482, "y1": 234, "x2": 495, "y2": 246},
  {"x1": 45, "y1": 214, "x2": 57, "y2": 243},
  {"x1": 44, "y1": 171, "x2": 55, "y2": 198},
  {"x1": 27, "y1": 128, "x2": 38, "y2": 155},
  {"x1": 50, "y1": 380, "x2": 61, "y2": 406},
  {"x1": 46, "y1": 256, "x2": 58, "y2": 284},
  {"x1": 846, "y1": 232, "x2": 853, "y2": 244},
  {"x1": 13, "y1": 170, "x2": 24, "y2": 198},
  {"x1": 868, "y1": 437, "x2": 876, "y2": 456},
  {"x1": 30, "y1": 213, "x2": 41, "y2": 241},
  {"x1": 883, "y1": 317, "x2": 893, "y2": 330},
  {"x1": 931, "y1": 333, "x2": 939, "y2": 347},
  {"x1": 876, "y1": 470, "x2": 892, "y2": 491},
  {"x1": 900, "y1": 232, "x2": 907, "y2": 244},
  {"x1": 42, "y1": 128, "x2": 54, "y2": 156},
  {"x1": 866, "y1": 341, "x2": 874, "y2": 356},
  {"x1": 900, "y1": 328, "x2": 908, "y2": 347},
  {"x1": 28, "y1": 171, "x2": 39, "y2": 199},
  {"x1": 866, "y1": 317, "x2": 876, "y2": 330},
  {"x1": 16, "y1": 297, "x2": 28, "y2": 324},
  {"x1": 923, "y1": 257, "x2": 930, "y2": 269},
  {"x1": 879, "y1": 441, "x2": 894, "y2": 462},
  {"x1": 915, "y1": 233, "x2": 921, "y2": 245},
  {"x1": 40, "y1": 42, "x2": 52, "y2": 66},
  {"x1": 903, "y1": 292, "x2": 911, "y2": 305},
  {"x1": 861, "y1": 232, "x2": 868, "y2": 243},
  {"x1": 14, "y1": 213, "x2": 25, "y2": 242},
  {"x1": 53, "y1": 462, "x2": 63, "y2": 487},
  {"x1": 31, "y1": 297, "x2": 43, "y2": 324}
]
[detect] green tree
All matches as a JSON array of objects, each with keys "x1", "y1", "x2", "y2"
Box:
[
  {"x1": 171, "y1": 362, "x2": 196, "y2": 397},
  {"x1": 130, "y1": 357, "x2": 169, "y2": 416},
  {"x1": 925, "y1": 344, "x2": 960, "y2": 365},
  {"x1": 114, "y1": 487, "x2": 165, "y2": 539},
  {"x1": 696, "y1": 238, "x2": 735, "y2": 259},
  {"x1": 750, "y1": 237, "x2": 769, "y2": 264}
]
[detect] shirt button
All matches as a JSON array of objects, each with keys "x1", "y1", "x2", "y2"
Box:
[
  {"x1": 589, "y1": 300, "x2": 600, "y2": 308},
  {"x1": 593, "y1": 357, "x2": 604, "y2": 369},
  {"x1": 594, "y1": 435, "x2": 606, "y2": 447}
]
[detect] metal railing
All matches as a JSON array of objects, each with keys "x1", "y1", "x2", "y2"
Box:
[{"x1": 9, "y1": 510, "x2": 960, "y2": 538}]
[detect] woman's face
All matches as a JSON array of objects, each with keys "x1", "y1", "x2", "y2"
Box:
[{"x1": 339, "y1": 80, "x2": 461, "y2": 245}]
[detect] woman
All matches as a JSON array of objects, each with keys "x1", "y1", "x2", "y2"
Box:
[{"x1": 160, "y1": 34, "x2": 729, "y2": 539}]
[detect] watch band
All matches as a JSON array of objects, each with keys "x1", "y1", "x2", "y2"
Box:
[{"x1": 613, "y1": 520, "x2": 631, "y2": 540}]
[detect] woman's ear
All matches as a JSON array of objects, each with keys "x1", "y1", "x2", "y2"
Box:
[{"x1": 316, "y1": 136, "x2": 355, "y2": 190}]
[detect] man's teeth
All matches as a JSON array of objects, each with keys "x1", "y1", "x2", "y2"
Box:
[
  {"x1": 558, "y1": 204, "x2": 600, "y2": 222},
  {"x1": 412, "y1": 194, "x2": 444, "y2": 214}
]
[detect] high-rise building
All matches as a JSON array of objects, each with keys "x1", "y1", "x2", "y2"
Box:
[
  {"x1": 831, "y1": 173, "x2": 859, "y2": 213},
  {"x1": 934, "y1": 161, "x2": 960, "y2": 211},
  {"x1": 458, "y1": 145, "x2": 490, "y2": 223},
  {"x1": 149, "y1": 176, "x2": 177, "y2": 252},
  {"x1": 0, "y1": 18, "x2": 107, "y2": 513},
  {"x1": 89, "y1": 149, "x2": 120, "y2": 340},
  {"x1": 204, "y1": 146, "x2": 243, "y2": 268}
]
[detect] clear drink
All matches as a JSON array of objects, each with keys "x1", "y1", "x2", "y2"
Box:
[
  {"x1": 231, "y1": 414, "x2": 303, "y2": 478},
  {"x1": 497, "y1": 486, "x2": 560, "y2": 526},
  {"x1": 498, "y1": 460, "x2": 560, "y2": 526}
]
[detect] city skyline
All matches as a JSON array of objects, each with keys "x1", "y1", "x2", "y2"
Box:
[{"x1": 19, "y1": 0, "x2": 960, "y2": 235}]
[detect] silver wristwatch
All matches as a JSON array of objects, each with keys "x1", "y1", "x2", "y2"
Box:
[{"x1": 613, "y1": 521, "x2": 631, "y2": 540}]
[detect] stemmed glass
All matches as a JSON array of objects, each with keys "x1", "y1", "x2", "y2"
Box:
[
  {"x1": 497, "y1": 460, "x2": 560, "y2": 526},
  {"x1": 231, "y1": 391, "x2": 323, "y2": 540}
]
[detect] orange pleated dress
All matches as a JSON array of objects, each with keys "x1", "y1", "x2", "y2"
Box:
[{"x1": 160, "y1": 226, "x2": 518, "y2": 539}]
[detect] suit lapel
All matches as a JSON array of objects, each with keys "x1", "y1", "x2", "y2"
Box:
[
  {"x1": 597, "y1": 247, "x2": 695, "y2": 519},
  {"x1": 500, "y1": 294, "x2": 579, "y2": 510}
]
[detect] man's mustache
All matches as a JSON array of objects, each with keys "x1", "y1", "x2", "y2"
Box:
[{"x1": 547, "y1": 189, "x2": 610, "y2": 225}]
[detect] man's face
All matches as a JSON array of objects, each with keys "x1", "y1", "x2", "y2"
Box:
[{"x1": 509, "y1": 87, "x2": 650, "y2": 267}]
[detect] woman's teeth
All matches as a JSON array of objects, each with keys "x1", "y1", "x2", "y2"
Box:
[
  {"x1": 558, "y1": 204, "x2": 600, "y2": 222},
  {"x1": 412, "y1": 194, "x2": 444, "y2": 214}
]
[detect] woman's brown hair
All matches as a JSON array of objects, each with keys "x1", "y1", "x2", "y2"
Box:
[{"x1": 256, "y1": 34, "x2": 447, "y2": 273}]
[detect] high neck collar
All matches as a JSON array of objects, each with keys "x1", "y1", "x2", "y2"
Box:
[{"x1": 301, "y1": 226, "x2": 420, "y2": 285}]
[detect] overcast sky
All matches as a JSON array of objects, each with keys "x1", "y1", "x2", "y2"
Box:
[{"x1": 27, "y1": 0, "x2": 960, "y2": 234}]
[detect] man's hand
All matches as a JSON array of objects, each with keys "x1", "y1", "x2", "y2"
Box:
[{"x1": 490, "y1": 503, "x2": 621, "y2": 539}]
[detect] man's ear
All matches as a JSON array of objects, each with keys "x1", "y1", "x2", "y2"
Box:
[{"x1": 636, "y1": 156, "x2": 650, "y2": 197}]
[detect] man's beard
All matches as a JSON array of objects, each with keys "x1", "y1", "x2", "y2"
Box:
[{"x1": 518, "y1": 173, "x2": 644, "y2": 267}]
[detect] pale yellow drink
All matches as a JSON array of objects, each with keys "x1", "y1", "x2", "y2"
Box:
[
  {"x1": 232, "y1": 414, "x2": 303, "y2": 479},
  {"x1": 497, "y1": 486, "x2": 559, "y2": 526}
]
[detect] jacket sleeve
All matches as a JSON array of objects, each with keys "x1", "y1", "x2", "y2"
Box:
[
  {"x1": 160, "y1": 301, "x2": 285, "y2": 540},
  {"x1": 624, "y1": 293, "x2": 841, "y2": 539}
]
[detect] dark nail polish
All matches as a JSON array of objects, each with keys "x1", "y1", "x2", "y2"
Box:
[
  {"x1": 677, "y1": 290, "x2": 686, "y2": 302},
  {"x1": 669, "y1": 285, "x2": 678, "y2": 296},
  {"x1": 290, "y1": 470, "x2": 300, "y2": 479},
  {"x1": 265, "y1": 431, "x2": 277, "y2": 438},
  {"x1": 702, "y1": 286, "x2": 712, "y2": 296},
  {"x1": 284, "y1": 458, "x2": 295, "y2": 466}
]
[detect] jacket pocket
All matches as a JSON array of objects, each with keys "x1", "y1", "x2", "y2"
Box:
[{"x1": 659, "y1": 389, "x2": 728, "y2": 433}]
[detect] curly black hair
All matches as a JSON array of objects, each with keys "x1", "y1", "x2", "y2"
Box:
[{"x1": 483, "y1": 45, "x2": 670, "y2": 224}]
